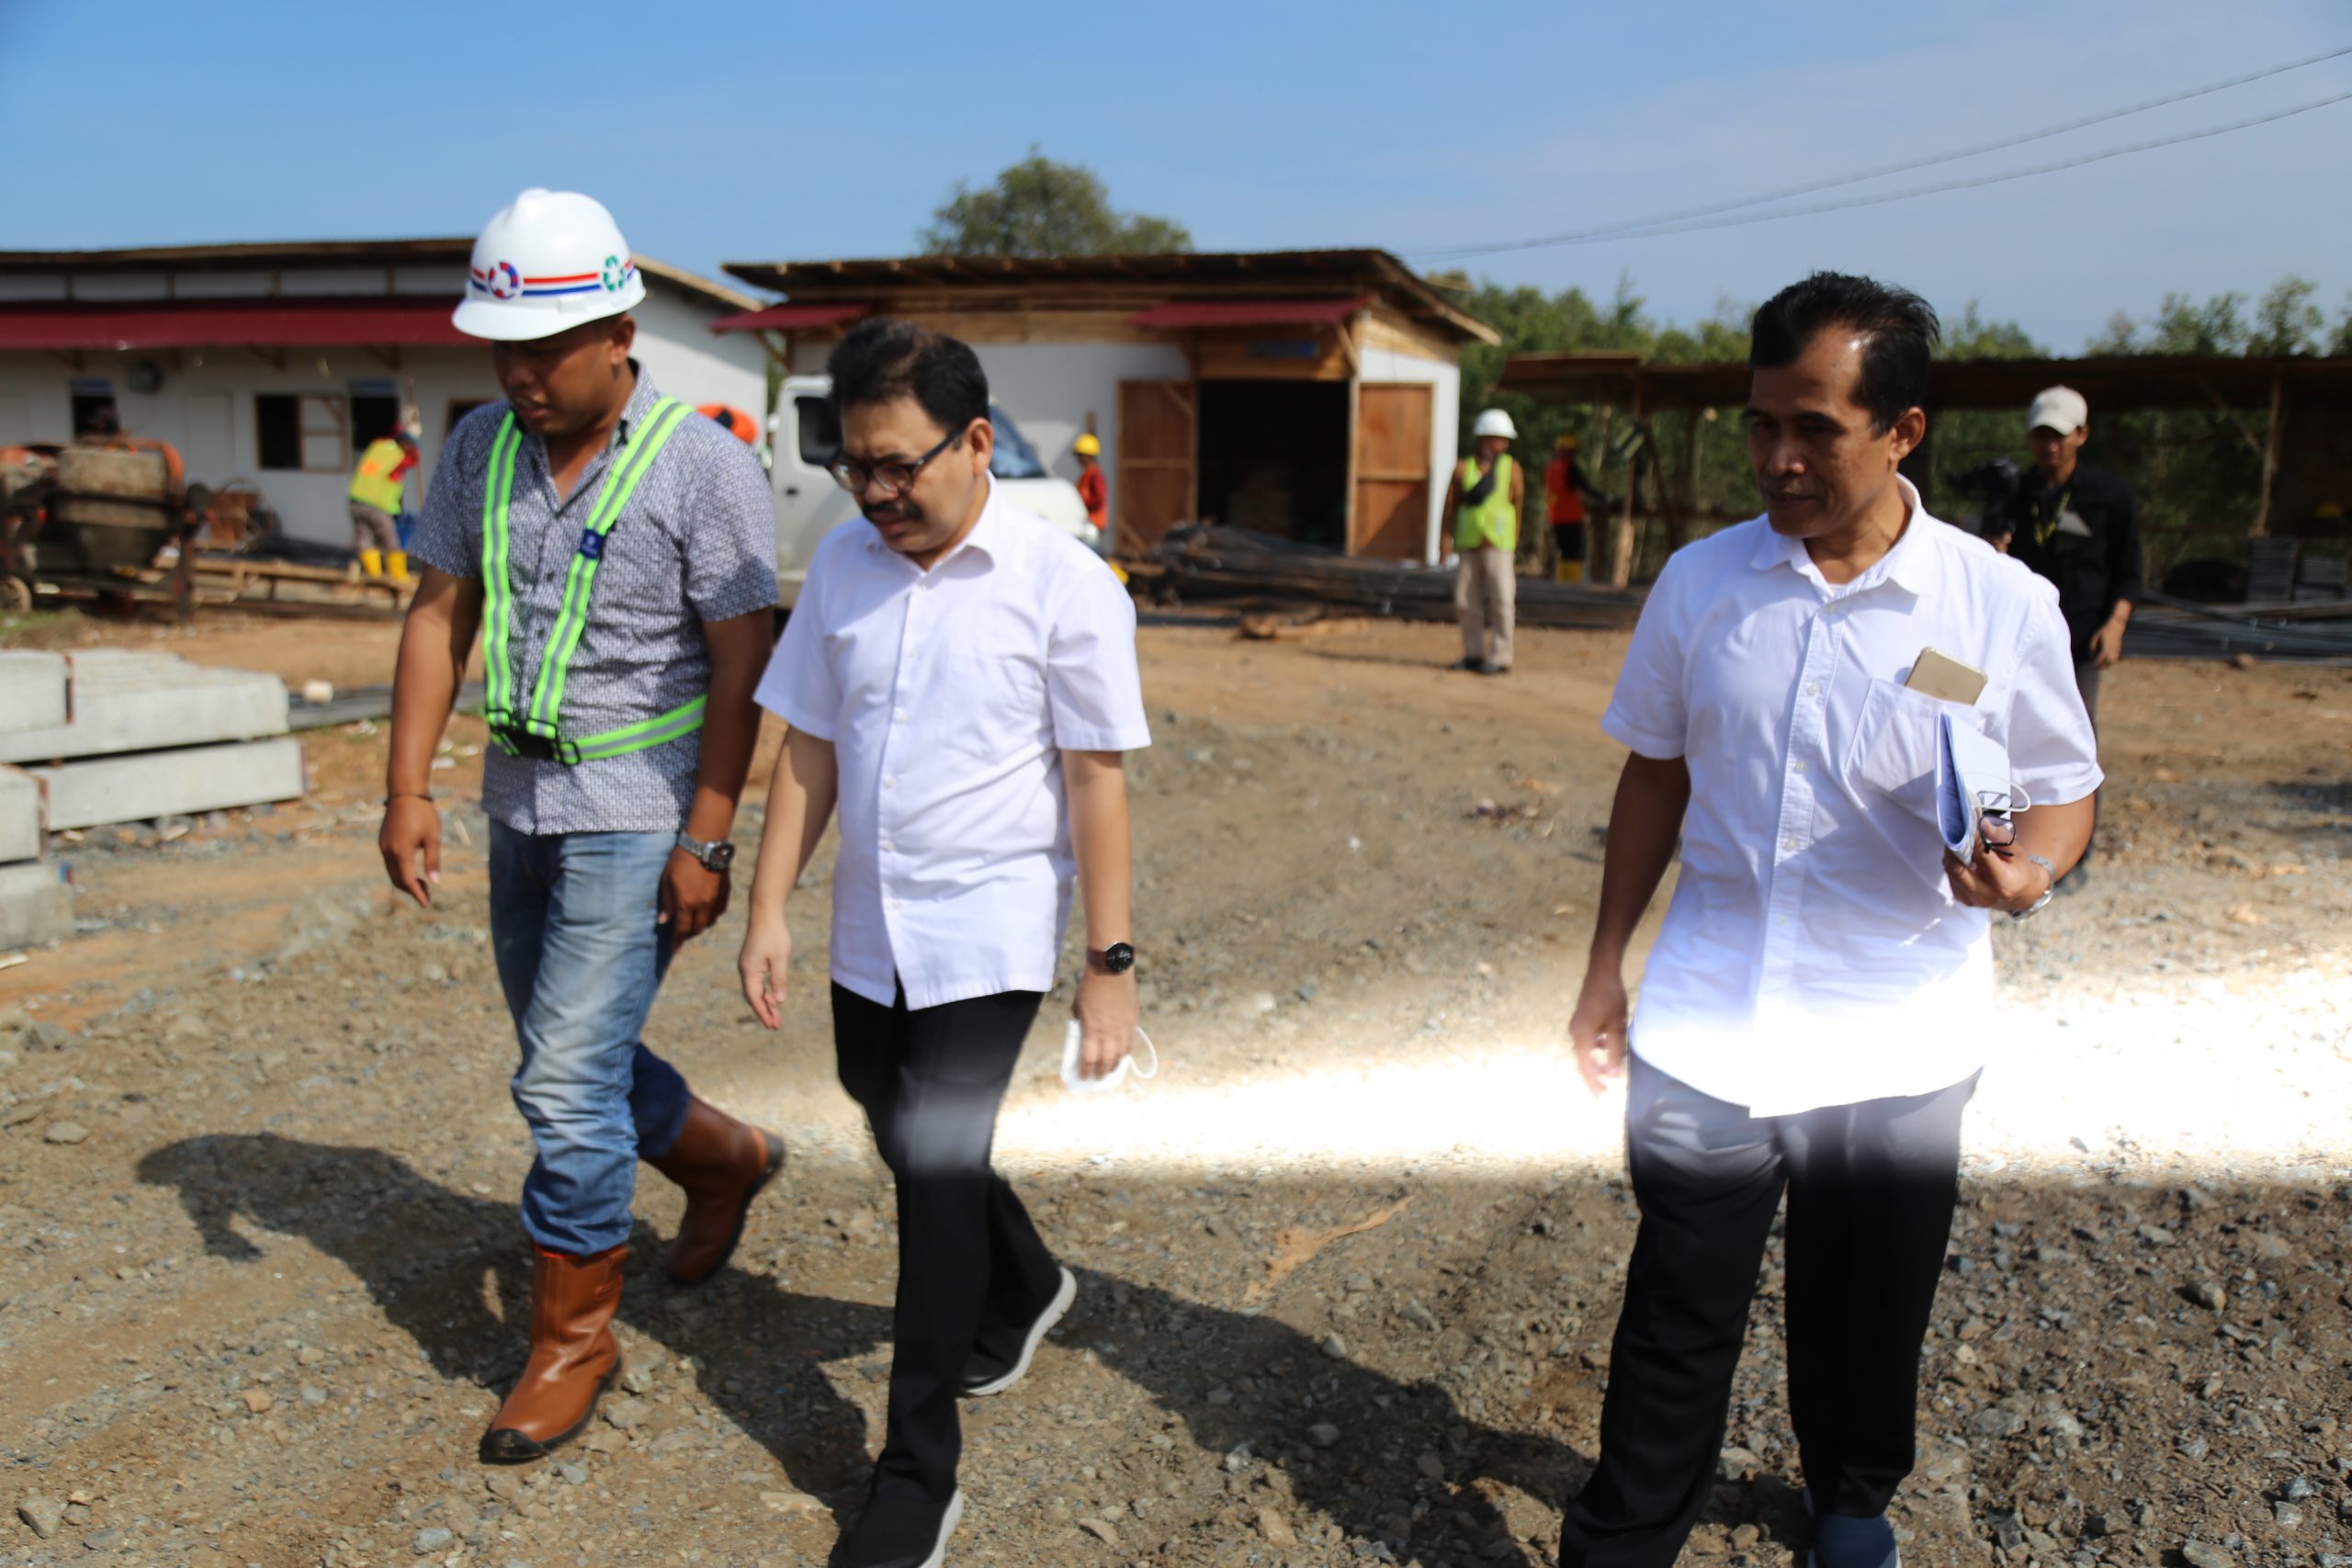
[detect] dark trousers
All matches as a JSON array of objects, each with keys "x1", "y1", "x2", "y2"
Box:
[
  {"x1": 1561, "y1": 1057, "x2": 1975, "y2": 1568},
  {"x1": 2073, "y1": 658, "x2": 2104, "y2": 867},
  {"x1": 831, "y1": 981, "x2": 1062, "y2": 1501}
]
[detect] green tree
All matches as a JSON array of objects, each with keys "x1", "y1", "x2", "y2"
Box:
[{"x1": 920, "y1": 149, "x2": 1192, "y2": 257}]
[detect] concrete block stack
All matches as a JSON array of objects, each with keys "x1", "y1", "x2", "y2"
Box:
[{"x1": 0, "y1": 649, "x2": 309, "y2": 948}]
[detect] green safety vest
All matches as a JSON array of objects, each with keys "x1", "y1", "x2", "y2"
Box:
[
  {"x1": 1453, "y1": 454, "x2": 1518, "y2": 553},
  {"x1": 479, "y1": 398, "x2": 708, "y2": 765}
]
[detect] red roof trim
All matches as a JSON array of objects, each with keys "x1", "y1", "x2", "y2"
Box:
[
  {"x1": 1124, "y1": 294, "x2": 1372, "y2": 330},
  {"x1": 0, "y1": 299, "x2": 471, "y2": 351},
  {"x1": 708, "y1": 301, "x2": 871, "y2": 334}
]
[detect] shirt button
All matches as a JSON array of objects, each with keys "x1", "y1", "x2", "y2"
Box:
[
  {"x1": 883, "y1": 775, "x2": 896, "y2": 789},
  {"x1": 889, "y1": 897, "x2": 903, "y2": 910},
  {"x1": 1773, "y1": 915, "x2": 1790, "y2": 929},
  {"x1": 894, "y1": 710, "x2": 908, "y2": 724},
  {"x1": 1781, "y1": 836, "x2": 1800, "y2": 852},
  {"x1": 1804, "y1": 682, "x2": 1823, "y2": 698},
  {"x1": 884, "y1": 840, "x2": 896, "y2": 852},
  {"x1": 1792, "y1": 760, "x2": 1809, "y2": 775}
]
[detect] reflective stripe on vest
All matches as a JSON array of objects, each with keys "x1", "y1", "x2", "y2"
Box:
[
  {"x1": 478, "y1": 397, "x2": 703, "y2": 765},
  {"x1": 1454, "y1": 453, "x2": 1518, "y2": 552}
]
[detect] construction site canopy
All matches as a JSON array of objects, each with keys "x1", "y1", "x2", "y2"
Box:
[{"x1": 1498, "y1": 352, "x2": 2352, "y2": 411}]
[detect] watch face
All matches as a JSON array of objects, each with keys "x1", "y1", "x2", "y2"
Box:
[
  {"x1": 708, "y1": 842, "x2": 736, "y2": 872},
  {"x1": 1103, "y1": 942, "x2": 1136, "y2": 975}
]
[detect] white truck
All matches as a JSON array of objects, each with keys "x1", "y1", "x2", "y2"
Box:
[{"x1": 768, "y1": 374, "x2": 1100, "y2": 607}]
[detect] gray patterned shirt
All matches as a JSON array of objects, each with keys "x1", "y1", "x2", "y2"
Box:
[{"x1": 413, "y1": 366, "x2": 776, "y2": 835}]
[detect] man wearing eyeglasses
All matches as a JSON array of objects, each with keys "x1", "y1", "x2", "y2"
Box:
[{"x1": 738, "y1": 318, "x2": 1149, "y2": 1568}]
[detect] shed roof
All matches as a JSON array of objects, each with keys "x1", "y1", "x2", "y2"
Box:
[
  {"x1": 1498, "y1": 352, "x2": 2352, "y2": 410},
  {"x1": 720, "y1": 249, "x2": 1498, "y2": 344},
  {"x1": 0, "y1": 241, "x2": 757, "y2": 316}
]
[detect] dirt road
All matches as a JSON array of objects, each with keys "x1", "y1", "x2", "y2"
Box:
[{"x1": 2, "y1": 612, "x2": 2346, "y2": 1568}]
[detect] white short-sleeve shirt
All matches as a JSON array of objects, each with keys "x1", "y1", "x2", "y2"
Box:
[
  {"x1": 756, "y1": 481, "x2": 1151, "y2": 1010},
  {"x1": 1602, "y1": 478, "x2": 2102, "y2": 1115}
]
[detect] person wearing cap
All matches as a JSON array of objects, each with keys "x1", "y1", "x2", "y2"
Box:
[
  {"x1": 738, "y1": 317, "x2": 1149, "y2": 1568},
  {"x1": 1445, "y1": 408, "x2": 1524, "y2": 673},
  {"x1": 1997, "y1": 385, "x2": 2139, "y2": 884},
  {"x1": 377, "y1": 189, "x2": 785, "y2": 1467},
  {"x1": 1545, "y1": 431, "x2": 1604, "y2": 584},
  {"x1": 1073, "y1": 431, "x2": 1108, "y2": 535}
]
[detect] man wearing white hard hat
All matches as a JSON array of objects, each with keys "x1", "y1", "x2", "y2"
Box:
[
  {"x1": 1998, "y1": 384, "x2": 2139, "y2": 887},
  {"x1": 1445, "y1": 408, "x2": 1525, "y2": 673},
  {"x1": 378, "y1": 189, "x2": 784, "y2": 1465}
]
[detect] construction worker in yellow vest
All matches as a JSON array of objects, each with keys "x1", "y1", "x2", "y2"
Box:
[
  {"x1": 1444, "y1": 408, "x2": 1523, "y2": 674},
  {"x1": 349, "y1": 417, "x2": 421, "y2": 581}
]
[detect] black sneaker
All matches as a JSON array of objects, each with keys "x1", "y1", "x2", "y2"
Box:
[
  {"x1": 962, "y1": 1267, "x2": 1076, "y2": 1397},
  {"x1": 835, "y1": 1488, "x2": 963, "y2": 1568},
  {"x1": 1451, "y1": 657, "x2": 1483, "y2": 671},
  {"x1": 1478, "y1": 660, "x2": 1510, "y2": 676}
]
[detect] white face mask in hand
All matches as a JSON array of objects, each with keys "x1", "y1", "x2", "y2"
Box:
[{"x1": 1061, "y1": 1019, "x2": 1159, "y2": 1096}]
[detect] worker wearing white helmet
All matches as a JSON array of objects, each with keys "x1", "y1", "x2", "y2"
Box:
[
  {"x1": 379, "y1": 189, "x2": 783, "y2": 1468},
  {"x1": 1445, "y1": 408, "x2": 1524, "y2": 673}
]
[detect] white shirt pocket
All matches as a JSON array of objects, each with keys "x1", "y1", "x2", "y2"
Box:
[
  {"x1": 941, "y1": 650, "x2": 1049, "y2": 761},
  {"x1": 1845, "y1": 678, "x2": 1952, "y2": 819}
]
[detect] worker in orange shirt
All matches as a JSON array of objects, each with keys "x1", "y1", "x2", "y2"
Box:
[
  {"x1": 1544, "y1": 433, "x2": 1603, "y2": 584},
  {"x1": 1074, "y1": 433, "x2": 1108, "y2": 537}
]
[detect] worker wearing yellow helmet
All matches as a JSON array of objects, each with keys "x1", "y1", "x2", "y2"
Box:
[
  {"x1": 1072, "y1": 431, "x2": 1108, "y2": 534},
  {"x1": 378, "y1": 188, "x2": 783, "y2": 1472}
]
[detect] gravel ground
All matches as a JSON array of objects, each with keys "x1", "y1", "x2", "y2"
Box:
[{"x1": 1, "y1": 615, "x2": 2346, "y2": 1568}]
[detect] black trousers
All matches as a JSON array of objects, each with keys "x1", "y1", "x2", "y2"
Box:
[
  {"x1": 1561, "y1": 1057, "x2": 1975, "y2": 1568},
  {"x1": 831, "y1": 981, "x2": 1062, "y2": 1502}
]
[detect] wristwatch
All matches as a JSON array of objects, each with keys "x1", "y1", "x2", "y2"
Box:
[
  {"x1": 2008, "y1": 854, "x2": 2058, "y2": 921},
  {"x1": 674, "y1": 832, "x2": 736, "y2": 874},
  {"x1": 1086, "y1": 942, "x2": 1136, "y2": 976}
]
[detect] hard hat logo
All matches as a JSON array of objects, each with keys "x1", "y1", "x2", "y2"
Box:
[{"x1": 452, "y1": 189, "x2": 649, "y2": 343}]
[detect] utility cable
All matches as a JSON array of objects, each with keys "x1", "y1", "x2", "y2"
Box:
[
  {"x1": 1414, "y1": 86, "x2": 2352, "y2": 259},
  {"x1": 1414, "y1": 44, "x2": 2352, "y2": 261}
]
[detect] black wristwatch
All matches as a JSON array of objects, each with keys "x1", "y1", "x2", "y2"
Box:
[
  {"x1": 1086, "y1": 942, "x2": 1136, "y2": 976},
  {"x1": 674, "y1": 832, "x2": 735, "y2": 874}
]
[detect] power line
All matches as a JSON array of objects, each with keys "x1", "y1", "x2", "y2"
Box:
[
  {"x1": 1414, "y1": 87, "x2": 2352, "y2": 260},
  {"x1": 1414, "y1": 44, "x2": 2352, "y2": 262}
]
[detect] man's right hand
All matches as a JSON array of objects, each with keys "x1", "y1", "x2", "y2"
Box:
[
  {"x1": 1568, "y1": 964, "x2": 1631, "y2": 1096},
  {"x1": 738, "y1": 912, "x2": 792, "y2": 1031},
  {"x1": 379, "y1": 795, "x2": 441, "y2": 908}
]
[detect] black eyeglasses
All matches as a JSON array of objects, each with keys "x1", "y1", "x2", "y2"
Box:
[{"x1": 829, "y1": 423, "x2": 971, "y2": 498}]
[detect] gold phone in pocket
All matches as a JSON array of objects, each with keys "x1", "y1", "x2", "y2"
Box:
[{"x1": 1904, "y1": 648, "x2": 1988, "y2": 705}]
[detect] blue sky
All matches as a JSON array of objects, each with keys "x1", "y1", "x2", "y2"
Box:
[{"x1": 5, "y1": 0, "x2": 2346, "y2": 350}]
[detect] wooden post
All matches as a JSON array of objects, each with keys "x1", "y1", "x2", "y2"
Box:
[
  {"x1": 2251, "y1": 371, "x2": 2284, "y2": 538},
  {"x1": 1611, "y1": 383, "x2": 1643, "y2": 589}
]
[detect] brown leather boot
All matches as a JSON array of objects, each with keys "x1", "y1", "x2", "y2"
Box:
[
  {"x1": 645, "y1": 1096, "x2": 785, "y2": 1285},
  {"x1": 480, "y1": 1245, "x2": 627, "y2": 1464}
]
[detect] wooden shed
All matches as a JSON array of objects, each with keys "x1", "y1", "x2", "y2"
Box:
[{"x1": 718, "y1": 250, "x2": 1498, "y2": 561}]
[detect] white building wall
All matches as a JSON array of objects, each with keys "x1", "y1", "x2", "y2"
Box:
[
  {"x1": 630, "y1": 288, "x2": 766, "y2": 420},
  {"x1": 1359, "y1": 344, "x2": 1462, "y2": 563},
  {"x1": 2, "y1": 290, "x2": 765, "y2": 550}
]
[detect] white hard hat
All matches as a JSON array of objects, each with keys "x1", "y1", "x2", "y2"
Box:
[
  {"x1": 452, "y1": 188, "x2": 648, "y2": 342},
  {"x1": 2026, "y1": 385, "x2": 2088, "y2": 436},
  {"x1": 1472, "y1": 409, "x2": 1518, "y2": 440}
]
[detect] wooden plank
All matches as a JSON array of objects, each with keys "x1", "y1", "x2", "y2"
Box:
[
  {"x1": 1116, "y1": 379, "x2": 1197, "y2": 553},
  {"x1": 1352, "y1": 384, "x2": 1432, "y2": 559},
  {"x1": 1358, "y1": 307, "x2": 1459, "y2": 364},
  {"x1": 1193, "y1": 330, "x2": 1351, "y2": 383},
  {"x1": 28, "y1": 737, "x2": 306, "y2": 829}
]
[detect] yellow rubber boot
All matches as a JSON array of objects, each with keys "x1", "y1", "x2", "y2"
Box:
[
  {"x1": 359, "y1": 547, "x2": 385, "y2": 580},
  {"x1": 1555, "y1": 559, "x2": 1584, "y2": 585},
  {"x1": 387, "y1": 549, "x2": 413, "y2": 583}
]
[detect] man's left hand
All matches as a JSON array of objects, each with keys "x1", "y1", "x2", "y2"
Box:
[
  {"x1": 2089, "y1": 618, "x2": 2127, "y2": 669},
  {"x1": 658, "y1": 850, "x2": 729, "y2": 941},
  {"x1": 1943, "y1": 826, "x2": 2052, "y2": 912},
  {"x1": 1073, "y1": 969, "x2": 1138, "y2": 1080}
]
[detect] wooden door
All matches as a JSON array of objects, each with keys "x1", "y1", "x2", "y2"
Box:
[
  {"x1": 1352, "y1": 382, "x2": 1432, "y2": 559},
  {"x1": 1115, "y1": 379, "x2": 1195, "y2": 553}
]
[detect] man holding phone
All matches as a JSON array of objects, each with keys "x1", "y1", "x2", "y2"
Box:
[
  {"x1": 1560, "y1": 274, "x2": 2099, "y2": 1568},
  {"x1": 737, "y1": 318, "x2": 1148, "y2": 1568}
]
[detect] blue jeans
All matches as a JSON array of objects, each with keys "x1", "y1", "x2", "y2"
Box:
[{"x1": 488, "y1": 823, "x2": 691, "y2": 1255}]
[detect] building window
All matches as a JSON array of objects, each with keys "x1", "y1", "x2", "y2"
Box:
[
  {"x1": 255, "y1": 393, "x2": 349, "y2": 472},
  {"x1": 447, "y1": 399, "x2": 492, "y2": 436},
  {"x1": 69, "y1": 378, "x2": 119, "y2": 437},
  {"x1": 349, "y1": 379, "x2": 402, "y2": 448}
]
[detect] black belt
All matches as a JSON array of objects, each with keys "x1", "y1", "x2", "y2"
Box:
[{"x1": 488, "y1": 726, "x2": 560, "y2": 761}]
